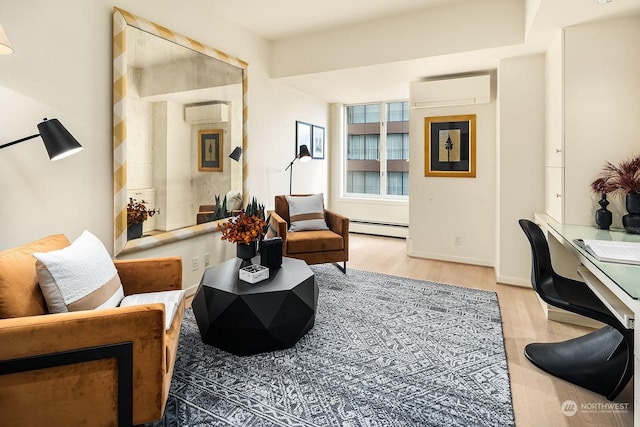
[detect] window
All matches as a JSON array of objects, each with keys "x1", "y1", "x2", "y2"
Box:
[
  {"x1": 345, "y1": 101, "x2": 409, "y2": 197},
  {"x1": 348, "y1": 104, "x2": 381, "y2": 124}
]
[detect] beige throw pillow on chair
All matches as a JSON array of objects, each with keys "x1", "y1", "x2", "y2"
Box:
[{"x1": 286, "y1": 194, "x2": 329, "y2": 232}]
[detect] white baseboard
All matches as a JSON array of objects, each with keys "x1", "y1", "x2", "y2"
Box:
[
  {"x1": 184, "y1": 283, "x2": 199, "y2": 298},
  {"x1": 407, "y1": 249, "x2": 493, "y2": 267},
  {"x1": 496, "y1": 275, "x2": 530, "y2": 287},
  {"x1": 350, "y1": 222, "x2": 408, "y2": 238}
]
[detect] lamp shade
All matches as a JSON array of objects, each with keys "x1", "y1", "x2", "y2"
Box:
[
  {"x1": 229, "y1": 146, "x2": 242, "y2": 161},
  {"x1": 299, "y1": 144, "x2": 311, "y2": 162},
  {"x1": 0, "y1": 24, "x2": 13, "y2": 55},
  {"x1": 37, "y1": 119, "x2": 83, "y2": 161}
]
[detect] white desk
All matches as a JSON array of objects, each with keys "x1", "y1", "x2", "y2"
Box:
[{"x1": 538, "y1": 217, "x2": 640, "y2": 424}]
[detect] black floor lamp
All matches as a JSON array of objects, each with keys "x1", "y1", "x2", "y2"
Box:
[
  {"x1": 0, "y1": 118, "x2": 83, "y2": 161},
  {"x1": 284, "y1": 144, "x2": 311, "y2": 194}
]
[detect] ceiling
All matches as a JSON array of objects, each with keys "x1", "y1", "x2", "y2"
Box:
[
  {"x1": 207, "y1": 0, "x2": 640, "y2": 103},
  {"x1": 209, "y1": 0, "x2": 468, "y2": 41}
]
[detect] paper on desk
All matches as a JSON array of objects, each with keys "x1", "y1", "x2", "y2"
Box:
[{"x1": 579, "y1": 239, "x2": 640, "y2": 265}]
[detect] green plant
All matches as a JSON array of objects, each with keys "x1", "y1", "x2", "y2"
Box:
[
  {"x1": 591, "y1": 154, "x2": 640, "y2": 196},
  {"x1": 213, "y1": 195, "x2": 228, "y2": 220},
  {"x1": 244, "y1": 196, "x2": 265, "y2": 220},
  {"x1": 127, "y1": 198, "x2": 158, "y2": 227}
]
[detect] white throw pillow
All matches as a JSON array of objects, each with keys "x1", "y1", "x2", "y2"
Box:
[
  {"x1": 119, "y1": 290, "x2": 185, "y2": 330},
  {"x1": 286, "y1": 194, "x2": 329, "y2": 232},
  {"x1": 226, "y1": 190, "x2": 243, "y2": 211},
  {"x1": 33, "y1": 230, "x2": 124, "y2": 313}
]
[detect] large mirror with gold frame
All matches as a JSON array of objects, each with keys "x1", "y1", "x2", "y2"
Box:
[{"x1": 113, "y1": 8, "x2": 247, "y2": 256}]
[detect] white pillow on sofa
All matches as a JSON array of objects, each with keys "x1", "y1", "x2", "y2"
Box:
[
  {"x1": 286, "y1": 194, "x2": 329, "y2": 232},
  {"x1": 119, "y1": 290, "x2": 186, "y2": 330},
  {"x1": 33, "y1": 230, "x2": 124, "y2": 313},
  {"x1": 226, "y1": 190, "x2": 243, "y2": 211}
]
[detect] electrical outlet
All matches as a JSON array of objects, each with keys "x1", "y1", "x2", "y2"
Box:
[
  {"x1": 203, "y1": 252, "x2": 211, "y2": 267},
  {"x1": 454, "y1": 236, "x2": 462, "y2": 246},
  {"x1": 191, "y1": 256, "x2": 199, "y2": 271}
]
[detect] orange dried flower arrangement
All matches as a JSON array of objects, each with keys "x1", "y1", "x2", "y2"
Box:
[
  {"x1": 220, "y1": 212, "x2": 267, "y2": 245},
  {"x1": 127, "y1": 198, "x2": 158, "y2": 227}
]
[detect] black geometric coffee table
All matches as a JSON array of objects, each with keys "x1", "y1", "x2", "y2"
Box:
[{"x1": 192, "y1": 256, "x2": 317, "y2": 355}]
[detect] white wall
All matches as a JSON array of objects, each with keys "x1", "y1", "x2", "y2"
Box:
[
  {"x1": 270, "y1": 0, "x2": 523, "y2": 78},
  {"x1": 162, "y1": 100, "x2": 193, "y2": 230},
  {"x1": 407, "y1": 74, "x2": 497, "y2": 267},
  {"x1": 497, "y1": 15, "x2": 640, "y2": 286},
  {"x1": 525, "y1": 0, "x2": 542, "y2": 36},
  {"x1": 544, "y1": 31, "x2": 564, "y2": 222},
  {"x1": 126, "y1": 80, "x2": 153, "y2": 190},
  {"x1": 0, "y1": 0, "x2": 328, "y2": 289},
  {"x1": 256, "y1": 85, "x2": 329, "y2": 200},
  {"x1": 495, "y1": 54, "x2": 546, "y2": 286},
  {"x1": 545, "y1": 32, "x2": 563, "y2": 170},
  {"x1": 563, "y1": 15, "x2": 640, "y2": 227}
]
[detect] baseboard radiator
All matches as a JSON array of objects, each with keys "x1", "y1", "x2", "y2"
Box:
[{"x1": 349, "y1": 219, "x2": 408, "y2": 238}]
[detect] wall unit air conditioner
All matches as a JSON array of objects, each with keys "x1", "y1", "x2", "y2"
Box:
[
  {"x1": 410, "y1": 75, "x2": 490, "y2": 109},
  {"x1": 184, "y1": 103, "x2": 229, "y2": 124}
]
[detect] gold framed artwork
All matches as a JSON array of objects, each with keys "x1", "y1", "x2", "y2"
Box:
[
  {"x1": 424, "y1": 114, "x2": 476, "y2": 178},
  {"x1": 198, "y1": 129, "x2": 223, "y2": 172}
]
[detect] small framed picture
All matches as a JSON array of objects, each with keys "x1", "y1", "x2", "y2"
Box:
[
  {"x1": 312, "y1": 125, "x2": 325, "y2": 159},
  {"x1": 198, "y1": 129, "x2": 223, "y2": 172},
  {"x1": 424, "y1": 115, "x2": 476, "y2": 178},
  {"x1": 296, "y1": 121, "x2": 312, "y2": 156}
]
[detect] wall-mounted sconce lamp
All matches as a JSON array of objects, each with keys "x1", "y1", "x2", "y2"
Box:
[
  {"x1": 229, "y1": 146, "x2": 242, "y2": 162},
  {"x1": 284, "y1": 144, "x2": 311, "y2": 194},
  {"x1": 0, "y1": 118, "x2": 83, "y2": 161},
  {"x1": 0, "y1": 24, "x2": 14, "y2": 55}
]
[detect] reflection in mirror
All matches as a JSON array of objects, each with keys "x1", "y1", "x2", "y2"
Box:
[{"x1": 113, "y1": 8, "x2": 247, "y2": 255}]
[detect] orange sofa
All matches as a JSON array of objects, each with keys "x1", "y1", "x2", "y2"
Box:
[
  {"x1": 270, "y1": 194, "x2": 349, "y2": 272},
  {"x1": 0, "y1": 234, "x2": 185, "y2": 426}
]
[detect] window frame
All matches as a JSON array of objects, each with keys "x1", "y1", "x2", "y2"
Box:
[{"x1": 343, "y1": 100, "x2": 409, "y2": 200}]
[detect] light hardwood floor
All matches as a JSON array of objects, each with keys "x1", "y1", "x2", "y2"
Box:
[{"x1": 347, "y1": 233, "x2": 633, "y2": 427}]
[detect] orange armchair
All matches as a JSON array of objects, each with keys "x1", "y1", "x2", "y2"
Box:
[
  {"x1": 0, "y1": 235, "x2": 185, "y2": 426},
  {"x1": 196, "y1": 204, "x2": 217, "y2": 224},
  {"x1": 269, "y1": 194, "x2": 349, "y2": 272}
]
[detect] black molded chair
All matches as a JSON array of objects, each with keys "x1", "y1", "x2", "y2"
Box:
[{"x1": 518, "y1": 219, "x2": 633, "y2": 400}]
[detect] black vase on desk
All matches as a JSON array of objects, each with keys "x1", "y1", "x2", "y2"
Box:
[
  {"x1": 623, "y1": 192, "x2": 640, "y2": 234},
  {"x1": 595, "y1": 193, "x2": 612, "y2": 230}
]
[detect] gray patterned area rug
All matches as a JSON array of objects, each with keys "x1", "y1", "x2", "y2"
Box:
[{"x1": 145, "y1": 265, "x2": 514, "y2": 427}]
